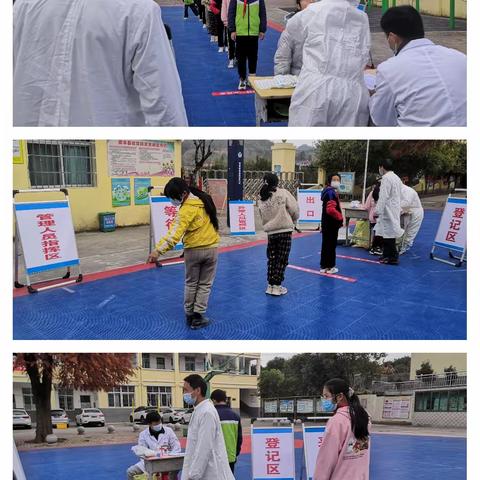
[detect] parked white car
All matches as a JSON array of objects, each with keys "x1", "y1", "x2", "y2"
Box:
[
  {"x1": 178, "y1": 408, "x2": 194, "y2": 425},
  {"x1": 130, "y1": 406, "x2": 158, "y2": 424},
  {"x1": 161, "y1": 407, "x2": 183, "y2": 424},
  {"x1": 75, "y1": 408, "x2": 105, "y2": 427},
  {"x1": 13, "y1": 409, "x2": 32, "y2": 429},
  {"x1": 51, "y1": 409, "x2": 70, "y2": 428}
]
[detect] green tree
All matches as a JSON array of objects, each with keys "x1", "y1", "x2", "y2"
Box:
[
  {"x1": 416, "y1": 361, "x2": 434, "y2": 377},
  {"x1": 265, "y1": 357, "x2": 287, "y2": 372},
  {"x1": 258, "y1": 369, "x2": 286, "y2": 398}
]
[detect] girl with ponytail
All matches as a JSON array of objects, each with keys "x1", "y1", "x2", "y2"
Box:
[
  {"x1": 258, "y1": 173, "x2": 299, "y2": 296},
  {"x1": 314, "y1": 378, "x2": 371, "y2": 480},
  {"x1": 147, "y1": 178, "x2": 220, "y2": 330}
]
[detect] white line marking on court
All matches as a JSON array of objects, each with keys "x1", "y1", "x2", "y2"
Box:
[
  {"x1": 300, "y1": 255, "x2": 313, "y2": 259},
  {"x1": 97, "y1": 295, "x2": 116, "y2": 308},
  {"x1": 62, "y1": 287, "x2": 75, "y2": 293}
]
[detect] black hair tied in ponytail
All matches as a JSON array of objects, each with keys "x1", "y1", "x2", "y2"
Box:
[
  {"x1": 324, "y1": 378, "x2": 370, "y2": 441},
  {"x1": 260, "y1": 173, "x2": 279, "y2": 202},
  {"x1": 164, "y1": 177, "x2": 219, "y2": 231}
]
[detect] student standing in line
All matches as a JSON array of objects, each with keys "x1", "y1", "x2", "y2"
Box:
[
  {"x1": 258, "y1": 173, "x2": 299, "y2": 296},
  {"x1": 221, "y1": 0, "x2": 237, "y2": 68},
  {"x1": 147, "y1": 178, "x2": 220, "y2": 329},
  {"x1": 228, "y1": 0, "x2": 267, "y2": 90},
  {"x1": 313, "y1": 378, "x2": 371, "y2": 480},
  {"x1": 320, "y1": 174, "x2": 344, "y2": 274},
  {"x1": 184, "y1": 0, "x2": 199, "y2": 19},
  {"x1": 211, "y1": 0, "x2": 227, "y2": 52}
]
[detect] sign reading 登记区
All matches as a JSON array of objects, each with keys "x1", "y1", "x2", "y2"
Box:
[
  {"x1": 298, "y1": 190, "x2": 322, "y2": 223},
  {"x1": 229, "y1": 201, "x2": 255, "y2": 235},
  {"x1": 14, "y1": 201, "x2": 79, "y2": 275},
  {"x1": 433, "y1": 197, "x2": 467, "y2": 253},
  {"x1": 149, "y1": 196, "x2": 183, "y2": 250},
  {"x1": 251, "y1": 425, "x2": 295, "y2": 479},
  {"x1": 303, "y1": 425, "x2": 326, "y2": 480}
]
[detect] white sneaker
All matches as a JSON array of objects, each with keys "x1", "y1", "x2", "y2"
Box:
[
  {"x1": 203, "y1": 24, "x2": 207, "y2": 29},
  {"x1": 210, "y1": 35, "x2": 215, "y2": 43},
  {"x1": 228, "y1": 59, "x2": 235, "y2": 69},
  {"x1": 238, "y1": 79, "x2": 247, "y2": 90},
  {"x1": 271, "y1": 285, "x2": 288, "y2": 296},
  {"x1": 326, "y1": 267, "x2": 339, "y2": 274},
  {"x1": 218, "y1": 47, "x2": 224, "y2": 53},
  {"x1": 265, "y1": 285, "x2": 274, "y2": 295},
  {"x1": 320, "y1": 268, "x2": 328, "y2": 273}
]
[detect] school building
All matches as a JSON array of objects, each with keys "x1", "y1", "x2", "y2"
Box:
[
  {"x1": 13, "y1": 353, "x2": 261, "y2": 423},
  {"x1": 13, "y1": 140, "x2": 182, "y2": 231}
]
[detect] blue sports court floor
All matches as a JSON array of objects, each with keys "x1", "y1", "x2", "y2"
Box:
[
  {"x1": 162, "y1": 7, "x2": 283, "y2": 126},
  {"x1": 13, "y1": 210, "x2": 466, "y2": 340},
  {"x1": 19, "y1": 433, "x2": 466, "y2": 480}
]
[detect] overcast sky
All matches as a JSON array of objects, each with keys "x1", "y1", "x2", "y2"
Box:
[
  {"x1": 260, "y1": 353, "x2": 409, "y2": 366},
  {"x1": 289, "y1": 140, "x2": 315, "y2": 147}
]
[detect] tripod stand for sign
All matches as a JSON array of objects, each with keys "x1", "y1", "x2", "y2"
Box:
[
  {"x1": 430, "y1": 191, "x2": 467, "y2": 268},
  {"x1": 13, "y1": 188, "x2": 83, "y2": 294}
]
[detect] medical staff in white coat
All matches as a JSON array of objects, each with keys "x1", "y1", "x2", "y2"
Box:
[
  {"x1": 182, "y1": 374, "x2": 234, "y2": 480},
  {"x1": 400, "y1": 183, "x2": 424, "y2": 254},
  {"x1": 288, "y1": 0, "x2": 371, "y2": 126},
  {"x1": 273, "y1": 0, "x2": 314, "y2": 76},
  {"x1": 374, "y1": 159, "x2": 404, "y2": 265},
  {"x1": 127, "y1": 411, "x2": 182, "y2": 480},
  {"x1": 370, "y1": 6, "x2": 466, "y2": 127},
  {"x1": 13, "y1": 0, "x2": 188, "y2": 127}
]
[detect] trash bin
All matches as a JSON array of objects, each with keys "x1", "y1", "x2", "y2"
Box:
[{"x1": 98, "y1": 212, "x2": 116, "y2": 232}]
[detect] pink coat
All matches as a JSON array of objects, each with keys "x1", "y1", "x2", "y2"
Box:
[
  {"x1": 313, "y1": 407, "x2": 370, "y2": 480},
  {"x1": 362, "y1": 191, "x2": 377, "y2": 224},
  {"x1": 221, "y1": 0, "x2": 231, "y2": 25}
]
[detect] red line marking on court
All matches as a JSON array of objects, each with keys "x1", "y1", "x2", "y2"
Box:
[
  {"x1": 212, "y1": 90, "x2": 255, "y2": 96},
  {"x1": 268, "y1": 20, "x2": 285, "y2": 32},
  {"x1": 288, "y1": 265, "x2": 358, "y2": 283},
  {"x1": 337, "y1": 254, "x2": 380, "y2": 265},
  {"x1": 13, "y1": 232, "x2": 317, "y2": 297}
]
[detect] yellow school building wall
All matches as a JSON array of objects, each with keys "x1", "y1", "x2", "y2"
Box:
[
  {"x1": 410, "y1": 353, "x2": 467, "y2": 379},
  {"x1": 372, "y1": 1, "x2": 466, "y2": 19},
  {"x1": 13, "y1": 140, "x2": 182, "y2": 232}
]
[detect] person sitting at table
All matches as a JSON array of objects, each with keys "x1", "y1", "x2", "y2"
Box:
[
  {"x1": 370, "y1": 6, "x2": 466, "y2": 126},
  {"x1": 288, "y1": 0, "x2": 371, "y2": 126},
  {"x1": 273, "y1": 0, "x2": 314, "y2": 76},
  {"x1": 127, "y1": 411, "x2": 181, "y2": 480}
]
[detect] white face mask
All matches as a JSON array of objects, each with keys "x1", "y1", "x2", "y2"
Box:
[
  {"x1": 151, "y1": 424, "x2": 163, "y2": 432},
  {"x1": 331, "y1": 180, "x2": 341, "y2": 189}
]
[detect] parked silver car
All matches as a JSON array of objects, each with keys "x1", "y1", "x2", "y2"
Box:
[
  {"x1": 13, "y1": 409, "x2": 32, "y2": 429},
  {"x1": 51, "y1": 409, "x2": 70, "y2": 428}
]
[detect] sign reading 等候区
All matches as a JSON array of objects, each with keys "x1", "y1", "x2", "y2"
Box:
[
  {"x1": 303, "y1": 425, "x2": 326, "y2": 480},
  {"x1": 251, "y1": 425, "x2": 295, "y2": 479},
  {"x1": 149, "y1": 196, "x2": 183, "y2": 250},
  {"x1": 298, "y1": 189, "x2": 322, "y2": 223},
  {"x1": 229, "y1": 201, "x2": 255, "y2": 235},
  {"x1": 108, "y1": 140, "x2": 176, "y2": 177},
  {"x1": 433, "y1": 197, "x2": 467, "y2": 253},
  {"x1": 14, "y1": 201, "x2": 79, "y2": 275}
]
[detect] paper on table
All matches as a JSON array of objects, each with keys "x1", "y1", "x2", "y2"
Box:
[{"x1": 256, "y1": 75, "x2": 298, "y2": 90}]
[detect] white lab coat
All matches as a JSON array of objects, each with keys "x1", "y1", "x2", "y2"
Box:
[
  {"x1": 182, "y1": 400, "x2": 234, "y2": 480},
  {"x1": 400, "y1": 184, "x2": 424, "y2": 249},
  {"x1": 374, "y1": 171, "x2": 404, "y2": 239},
  {"x1": 134, "y1": 426, "x2": 182, "y2": 472},
  {"x1": 274, "y1": 8, "x2": 311, "y2": 76},
  {"x1": 288, "y1": 0, "x2": 370, "y2": 126},
  {"x1": 370, "y1": 39, "x2": 466, "y2": 127},
  {"x1": 13, "y1": 0, "x2": 188, "y2": 126}
]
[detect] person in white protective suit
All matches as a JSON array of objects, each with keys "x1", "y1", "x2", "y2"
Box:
[
  {"x1": 127, "y1": 410, "x2": 182, "y2": 480},
  {"x1": 374, "y1": 159, "x2": 404, "y2": 265},
  {"x1": 370, "y1": 6, "x2": 466, "y2": 127},
  {"x1": 13, "y1": 0, "x2": 188, "y2": 127},
  {"x1": 273, "y1": 0, "x2": 314, "y2": 76},
  {"x1": 288, "y1": 0, "x2": 371, "y2": 127},
  {"x1": 182, "y1": 374, "x2": 235, "y2": 480},
  {"x1": 399, "y1": 183, "x2": 424, "y2": 254}
]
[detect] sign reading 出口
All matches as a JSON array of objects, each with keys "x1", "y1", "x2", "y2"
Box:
[
  {"x1": 298, "y1": 190, "x2": 322, "y2": 223},
  {"x1": 108, "y1": 140, "x2": 176, "y2": 177}
]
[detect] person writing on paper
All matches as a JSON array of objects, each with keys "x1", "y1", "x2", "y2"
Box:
[
  {"x1": 147, "y1": 178, "x2": 220, "y2": 330},
  {"x1": 13, "y1": 0, "x2": 187, "y2": 126},
  {"x1": 370, "y1": 6, "x2": 466, "y2": 127},
  {"x1": 258, "y1": 173, "x2": 299, "y2": 296},
  {"x1": 127, "y1": 411, "x2": 181, "y2": 480},
  {"x1": 399, "y1": 182, "x2": 424, "y2": 255},
  {"x1": 374, "y1": 159, "x2": 404, "y2": 265},
  {"x1": 273, "y1": 0, "x2": 314, "y2": 76},
  {"x1": 288, "y1": 0, "x2": 371, "y2": 126},
  {"x1": 182, "y1": 375, "x2": 235, "y2": 480},
  {"x1": 313, "y1": 378, "x2": 370, "y2": 480}
]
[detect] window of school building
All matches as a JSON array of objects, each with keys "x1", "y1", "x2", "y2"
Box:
[
  {"x1": 108, "y1": 386, "x2": 135, "y2": 408},
  {"x1": 22, "y1": 387, "x2": 35, "y2": 411},
  {"x1": 146, "y1": 386, "x2": 172, "y2": 407},
  {"x1": 415, "y1": 389, "x2": 466, "y2": 413},
  {"x1": 58, "y1": 388, "x2": 74, "y2": 411}
]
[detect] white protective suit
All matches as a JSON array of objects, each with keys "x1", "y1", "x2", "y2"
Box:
[
  {"x1": 182, "y1": 400, "x2": 234, "y2": 480},
  {"x1": 374, "y1": 171, "x2": 404, "y2": 240},
  {"x1": 13, "y1": 0, "x2": 188, "y2": 126},
  {"x1": 400, "y1": 184, "x2": 424, "y2": 250},
  {"x1": 132, "y1": 426, "x2": 182, "y2": 473},
  {"x1": 288, "y1": 0, "x2": 371, "y2": 126},
  {"x1": 274, "y1": 8, "x2": 311, "y2": 76},
  {"x1": 370, "y1": 39, "x2": 466, "y2": 126}
]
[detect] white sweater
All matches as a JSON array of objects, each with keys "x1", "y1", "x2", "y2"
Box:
[{"x1": 258, "y1": 188, "x2": 300, "y2": 235}]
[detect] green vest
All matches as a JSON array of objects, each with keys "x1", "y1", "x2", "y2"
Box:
[
  {"x1": 235, "y1": 0, "x2": 260, "y2": 36},
  {"x1": 220, "y1": 420, "x2": 239, "y2": 463},
  {"x1": 184, "y1": 0, "x2": 194, "y2": 5}
]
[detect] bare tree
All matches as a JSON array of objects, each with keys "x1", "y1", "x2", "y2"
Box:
[{"x1": 192, "y1": 140, "x2": 215, "y2": 186}]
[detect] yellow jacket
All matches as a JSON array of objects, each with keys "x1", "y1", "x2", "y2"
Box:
[{"x1": 155, "y1": 195, "x2": 220, "y2": 255}]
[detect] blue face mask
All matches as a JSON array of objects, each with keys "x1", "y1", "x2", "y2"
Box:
[
  {"x1": 151, "y1": 424, "x2": 163, "y2": 432},
  {"x1": 183, "y1": 393, "x2": 195, "y2": 406},
  {"x1": 321, "y1": 399, "x2": 337, "y2": 412}
]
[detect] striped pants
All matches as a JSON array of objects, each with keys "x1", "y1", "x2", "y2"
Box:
[{"x1": 267, "y1": 232, "x2": 292, "y2": 286}]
